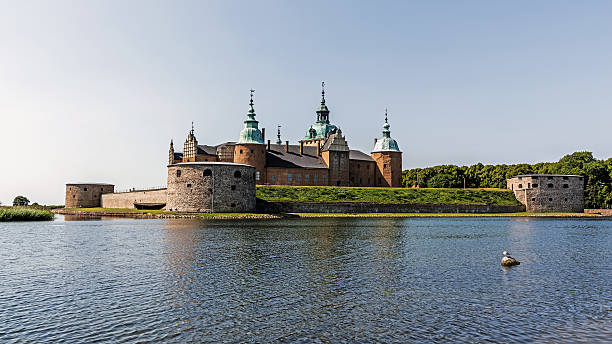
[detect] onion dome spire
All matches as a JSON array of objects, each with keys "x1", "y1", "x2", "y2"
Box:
[
  {"x1": 238, "y1": 89, "x2": 264, "y2": 144},
  {"x1": 372, "y1": 108, "x2": 401, "y2": 153},
  {"x1": 316, "y1": 81, "x2": 330, "y2": 123}
]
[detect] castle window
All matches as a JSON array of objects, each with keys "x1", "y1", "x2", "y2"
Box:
[
  {"x1": 73, "y1": 195, "x2": 75, "y2": 198},
  {"x1": 177, "y1": 170, "x2": 182, "y2": 177},
  {"x1": 84, "y1": 187, "x2": 88, "y2": 191},
  {"x1": 336, "y1": 180, "x2": 341, "y2": 186},
  {"x1": 532, "y1": 176, "x2": 538, "y2": 180},
  {"x1": 565, "y1": 198, "x2": 568, "y2": 202},
  {"x1": 359, "y1": 178, "x2": 362, "y2": 185},
  {"x1": 240, "y1": 149, "x2": 243, "y2": 154},
  {"x1": 533, "y1": 183, "x2": 539, "y2": 188},
  {"x1": 296, "y1": 174, "x2": 301, "y2": 182},
  {"x1": 305, "y1": 174, "x2": 310, "y2": 182},
  {"x1": 256, "y1": 171, "x2": 260, "y2": 181},
  {"x1": 101, "y1": 188, "x2": 103, "y2": 191},
  {"x1": 231, "y1": 185, "x2": 236, "y2": 190},
  {"x1": 187, "y1": 184, "x2": 191, "y2": 187},
  {"x1": 203, "y1": 169, "x2": 212, "y2": 177},
  {"x1": 384, "y1": 164, "x2": 387, "y2": 168},
  {"x1": 518, "y1": 184, "x2": 523, "y2": 189},
  {"x1": 563, "y1": 184, "x2": 569, "y2": 188},
  {"x1": 271, "y1": 175, "x2": 276, "y2": 182},
  {"x1": 368, "y1": 178, "x2": 370, "y2": 184},
  {"x1": 314, "y1": 174, "x2": 318, "y2": 182},
  {"x1": 251, "y1": 149, "x2": 254, "y2": 153},
  {"x1": 234, "y1": 171, "x2": 242, "y2": 178},
  {"x1": 532, "y1": 198, "x2": 536, "y2": 201},
  {"x1": 528, "y1": 183, "x2": 531, "y2": 188},
  {"x1": 563, "y1": 176, "x2": 569, "y2": 180},
  {"x1": 94, "y1": 195, "x2": 97, "y2": 198},
  {"x1": 548, "y1": 184, "x2": 554, "y2": 188},
  {"x1": 547, "y1": 176, "x2": 553, "y2": 180},
  {"x1": 549, "y1": 198, "x2": 553, "y2": 202},
  {"x1": 579, "y1": 177, "x2": 583, "y2": 181},
  {"x1": 288, "y1": 173, "x2": 292, "y2": 182},
  {"x1": 231, "y1": 203, "x2": 236, "y2": 207}
]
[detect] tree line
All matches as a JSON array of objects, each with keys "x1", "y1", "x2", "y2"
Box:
[{"x1": 402, "y1": 151, "x2": 612, "y2": 209}]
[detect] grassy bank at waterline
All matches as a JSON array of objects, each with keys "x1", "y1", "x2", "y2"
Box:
[
  {"x1": 54, "y1": 208, "x2": 600, "y2": 219},
  {"x1": 0, "y1": 207, "x2": 54, "y2": 221},
  {"x1": 256, "y1": 185, "x2": 522, "y2": 206}
]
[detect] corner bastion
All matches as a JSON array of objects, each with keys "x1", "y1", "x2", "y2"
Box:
[
  {"x1": 507, "y1": 174, "x2": 584, "y2": 212},
  {"x1": 166, "y1": 162, "x2": 256, "y2": 212},
  {"x1": 65, "y1": 183, "x2": 115, "y2": 208}
]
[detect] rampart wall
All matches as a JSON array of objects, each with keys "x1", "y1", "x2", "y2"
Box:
[
  {"x1": 256, "y1": 200, "x2": 524, "y2": 214},
  {"x1": 101, "y1": 189, "x2": 167, "y2": 209},
  {"x1": 507, "y1": 175, "x2": 584, "y2": 212}
]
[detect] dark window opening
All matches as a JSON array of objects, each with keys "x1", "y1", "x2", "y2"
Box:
[
  {"x1": 203, "y1": 169, "x2": 212, "y2": 177},
  {"x1": 240, "y1": 149, "x2": 243, "y2": 154},
  {"x1": 231, "y1": 203, "x2": 236, "y2": 207},
  {"x1": 84, "y1": 187, "x2": 88, "y2": 191},
  {"x1": 579, "y1": 177, "x2": 583, "y2": 181},
  {"x1": 528, "y1": 183, "x2": 531, "y2": 188},
  {"x1": 336, "y1": 180, "x2": 341, "y2": 186},
  {"x1": 563, "y1": 184, "x2": 569, "y2": 188},
  {"x1": 94, "y1": 195, "x2": 97, "y2": 198},
  {"x1": 518, "y1": 184, "x2": 523, "y2": 188},
  {"x1": 73, "y1": 195, "x2": 75, "y2": 198},
  {"x1": 565, "y1": 198, "x2": 568, "y2": 202},
  {"x1": 563, "y1": 176, "x2": 569, "y2": 180},
  {"x1": 234, "y1": 171, "x2": 242, "y2": 178},
  {"x1": 533, "y1": 183, "x2": 539, "y2": 188},
  {"x1": 208, "y1": 188, "x2": 213, "y2": 193},
  {"x1": 532, "y1": 176, "x2": 538, "y2": 180},
  {"x1": 231, "y1": 185, "x2": 236, "y2": 191},
  {"x1": 187, "y1": 184, "x2": 191, "y2": 188},
  {"x1": 547, "y1": 176, "x2": 553, "y2": 180},
  {"x1": 101, "y1": 188, "x2": 103, "y2": 191},
  {"x1": 250, "y1": 149, "x2": 254, "y2": 153},
  {"x1": 177, "y1": 170, "x2": 182, "y2": 177},
  {"x1": 547, "y1": 184, "x2": 554, "y2": 188},
  {"x1": 549, "y1": 198, "x2": 553, "y2": 202},
  {"x1": 531, "y1": 198, "x2": 536, "y2": 201}
]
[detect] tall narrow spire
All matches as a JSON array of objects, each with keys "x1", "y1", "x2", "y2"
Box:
[
  {"x1": 316, "y1": 81, "x2": 330, "y2": 124},
  {"x1": 238, "y1": 89, "x2": 264, "y2": 144},
  {"x1": 321, "y1": 81, "x2": 326, "y2": 105},
  {"x1": 276, "y1": 125, "x2": 282, "y2": 145}
]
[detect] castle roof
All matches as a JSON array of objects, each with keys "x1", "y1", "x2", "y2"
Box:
[
  {"x1": 266, "y1": 144, "x2": 328, "y2": 169},
  {"x1": 196, "y1": 145, "x2": 217, "y2": 155},
  {"x1": 238, "y1": 90, "x2": 264, "y2": 144},
  {"x1": 349, "y1": 150, "x2": 374, "y2": 161}
]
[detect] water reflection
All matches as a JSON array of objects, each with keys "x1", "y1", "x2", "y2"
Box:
[{"x1": 1, "y1": 217, "x2": 610, "y2": 342}]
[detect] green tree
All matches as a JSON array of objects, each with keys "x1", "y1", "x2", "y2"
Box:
[{"x1": 13, "y1": 196, "x2": 30, "y2": 206}]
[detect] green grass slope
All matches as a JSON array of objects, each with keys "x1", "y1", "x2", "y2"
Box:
[{"x1": 256, "y1": 186, "x2": 521, "y2": 206}]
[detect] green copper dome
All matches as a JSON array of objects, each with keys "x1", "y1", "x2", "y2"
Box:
[
  {"x1": 238, "y1": 91, "x2": 264, "y2": 144},
  {"x1": 304, "y1": 82, "x2": 338, "y2": 140},
  {"x1": 372, "y1": 111, "x2": 401, "y2": 153}
]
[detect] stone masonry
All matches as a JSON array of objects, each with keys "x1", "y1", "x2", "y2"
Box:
[
  {"x1": 65, "y1": 183, "x2": 114, "y2": 208},
  {"x1": 166, "y1": 162, "x2": 256, "y2": 212},
  {"x1": 507, "y1": 174, "x2": 584, "y2": 212}
]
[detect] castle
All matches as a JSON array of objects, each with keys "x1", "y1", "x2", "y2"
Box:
[{"x1": 168, "y1": 83, "x2": 403, "y2": 188}]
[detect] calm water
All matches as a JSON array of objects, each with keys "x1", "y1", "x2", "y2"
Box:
[{"x1": 1, "y1": 216, "x2": 611, "y2": 343}]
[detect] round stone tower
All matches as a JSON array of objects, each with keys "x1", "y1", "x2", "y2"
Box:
[
  {"x1": 166, "y1": 162, "x2": 256, "y2": 212},
  {"x1": 371, "y1": 110, "x2": 403, "y2": 187},
  {"x1": 65, "y1": 183, "x2": 114, "y2": 208},
  {"x1": 233, "y1": 89, "x2": 266, "y2": 184}
]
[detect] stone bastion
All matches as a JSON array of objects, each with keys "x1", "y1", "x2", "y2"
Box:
[
  {"x1": 166, "y1": 162, "x2": 256, "y2": 212},
  {"x1": 507, "y1": 174, "x2": 584, "y2": 212},
  {"x1": 65, "y1": 183, "x2": 115, "y2": 208}
]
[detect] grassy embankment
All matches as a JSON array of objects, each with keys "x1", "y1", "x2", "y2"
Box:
[
  {"x1": 0, "y1": 207, "x2": 55, "y2": 221},
  {"x1": 256, "y1": 185, "x2": 522, "y2": 205}
]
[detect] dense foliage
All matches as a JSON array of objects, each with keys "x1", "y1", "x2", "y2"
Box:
[
  {"x1": 402, "y1": 152, "x2": 612, "y2": 209},
  {"x1": 13, "y1": 196, "x2": 30, "y2": 206},
  {"x1": 0, "y1": 207, "x2": 54, "y2": 221},
  {"x1": 256, "y1": 185, "x2": 520, "y2": 206}
]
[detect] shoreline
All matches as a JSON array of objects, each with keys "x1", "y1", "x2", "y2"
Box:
[{"x1": 53, "y1": 208, "x2": 605, "y2": 219}]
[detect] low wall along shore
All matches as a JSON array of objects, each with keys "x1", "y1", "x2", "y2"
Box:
[
  {"x1": 101, "y1": 189, "x2": 167, "y2": 209},
  {"x1": 257, "y1": 200, "x2": 525, "y2": 214}
]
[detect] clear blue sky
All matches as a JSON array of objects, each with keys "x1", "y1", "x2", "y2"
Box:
[{"x1": 1, "y1": 1, "x2": 611, "y2": 205}]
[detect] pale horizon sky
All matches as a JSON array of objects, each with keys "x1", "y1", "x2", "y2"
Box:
[{"x1": 1, "y1": 1, "x2": 611, "y2": 205}]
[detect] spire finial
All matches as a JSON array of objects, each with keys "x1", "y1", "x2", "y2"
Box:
[
  {"x1": 385, "y1": 108, "x2": 388, "y2": 123},
  {"x1": 321, "y1": 81, "x2": 326, "y2": 104},
  {"x1": 276, "y1": 125, "x2": 282, "y2": 144},
  {"x1": 190, "y1": 121, "x2": 194, "y2": 135},
  {"x1": 249, "y1": 89, "x2": 255, "y2": 106}
]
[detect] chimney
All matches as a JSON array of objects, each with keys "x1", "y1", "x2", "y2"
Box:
[
  {"x1": 261, "y1": 128, "x2": 265, "y2": 142},
  {"x1": 267, "y1": 140, "x2": 271, "y2": 151},
  {"x1": 300, "y1": 141, "x2": 304, "y2": 155},
  {"x1": 374, "y1": 138, "x2": 378, "y2": 145},
  {"x1": 285, "y1": 140, "x2": 289, "y2": 153},
  {"x1": 316, "y1": 143, "x2": 321, "y2": 156}
]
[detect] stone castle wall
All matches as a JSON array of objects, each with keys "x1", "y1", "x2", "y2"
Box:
[
  {"x1": 507, "y1": 175, "x2": 584, "y2": 212},
  {"x1": 101, "y1": 189, "x2": 167, "y2": 209},
  {"x1": 257, "y1": 200, "x2": 524, "y2": 214},
  {"x1": 166, "y1": 162, "x2": 256, "y2": 212},
  {"x1": 65, "y1": 184, "x2": 114, "y2": 208}
]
